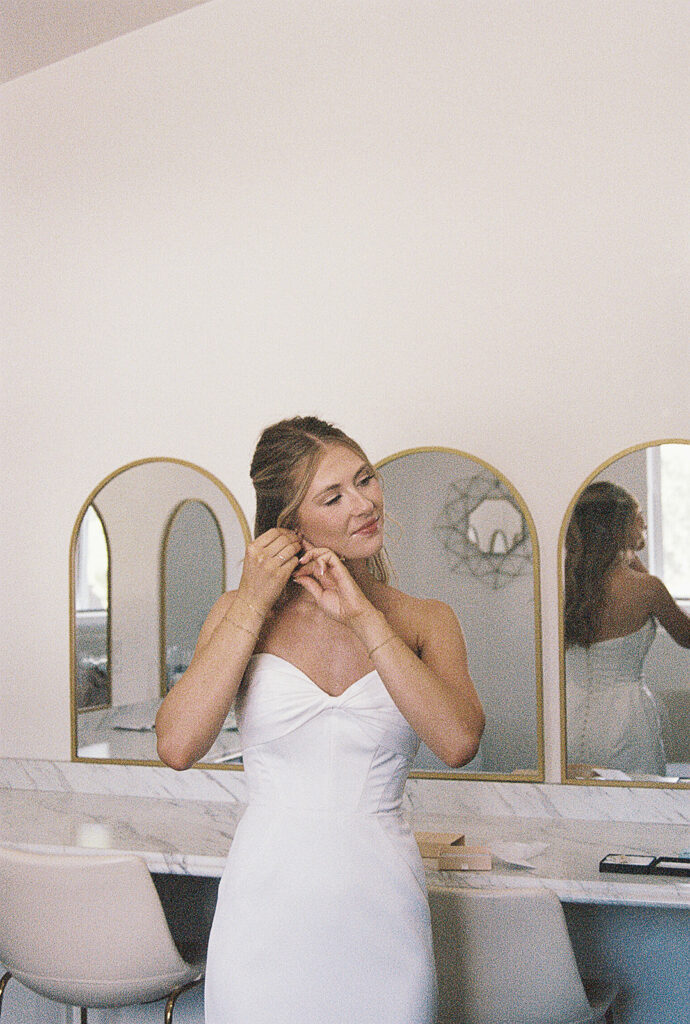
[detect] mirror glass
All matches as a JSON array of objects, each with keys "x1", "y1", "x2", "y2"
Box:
[
  {"x1": 163, "y1": 500, "x2": 225, "y2": 692},
  {"x1": 376, "y1": 448, "x2": 543, "y2": 779},
  {"x1": 74, "y1": 505, "x2": 110, "y2": 710},
  {"x1": 71, "y1": 459, "x2": 250, "y2": 766},
  {"x1": 562, "y1": 441, "x2": 690, "y2": 786}
]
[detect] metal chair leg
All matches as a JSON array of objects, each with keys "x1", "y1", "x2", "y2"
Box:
[
  {"x1": 164, "y1": 977, "x2": 204, "y2": 1024},
  {"x1": 0, "y1": 972, "x2": 203, "y2": 1024},
  {"x1": 0, "y1": 976, "x2": 88, "y2": 1024},
  {"x1": 0, "y1": 972, "x2": 12, "y2": 1017}
]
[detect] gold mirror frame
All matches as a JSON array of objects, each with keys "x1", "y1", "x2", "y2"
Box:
[
  {"x1": 375, "y1": 446, "x2": 545, "y2": 782},
  {"x1": 69, "y1": 457, "x2": 251, "y2": 769},
  {"x1": 559, "y1": 438, "x2": 690, "y2": 789}
]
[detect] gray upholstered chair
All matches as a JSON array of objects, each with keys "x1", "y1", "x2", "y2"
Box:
[
  {"x1": 429, "y1": 886, "x2": 618, "y2": 1024},
  {"x1": 0, "y1": 847, "x2": 205, "y2": 1023}
]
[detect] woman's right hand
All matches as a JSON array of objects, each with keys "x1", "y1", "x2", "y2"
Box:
[
  {"x1": 156, "y1": 527, "x2": 301, "y2": 771},
  {"x1": 236, "y1": 528, "x2": 302, "y2": 618}
]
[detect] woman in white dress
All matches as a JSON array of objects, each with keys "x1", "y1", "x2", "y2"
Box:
[
  {"x1": 155, "y1": 416, "x2": 485, "y2": 1024},
  {"x1": 564, "y1": 481, "x2": 690, "y2": 775}
]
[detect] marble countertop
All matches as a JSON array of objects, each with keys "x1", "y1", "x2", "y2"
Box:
[{"x1": 2, "y1": 787, "x2": 689, "y2": 909}]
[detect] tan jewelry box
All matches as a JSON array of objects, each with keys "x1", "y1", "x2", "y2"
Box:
[
  {"x1": 436, "y1": 846, "x2": 493, "y2": 871},
  {"x1": 414, "y1": 832, "x2": 492, "y2": 871},
  {"x1": 414, "y1": 831, "x2": 465, "y2": 858}
]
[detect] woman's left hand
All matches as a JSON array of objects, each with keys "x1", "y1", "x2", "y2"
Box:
[{"x1": 292, "y1": 541, "x2": 371, "y2": 625}]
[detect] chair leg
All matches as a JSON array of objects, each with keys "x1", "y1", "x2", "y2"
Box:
[
  {"x1": 0, "y1": 972, "x2": 11, "y2": 1017},
  {"x1": 164, "y1": 978, "x2": 204, "y2": 1024},
  {"x1": 81, "y1": 1008, "x2": 88, "y2": 1024}
]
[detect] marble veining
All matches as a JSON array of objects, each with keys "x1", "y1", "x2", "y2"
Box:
[
  {"x1": 1, "y1": 785, "x2": 689, "y2": 908},
  {"x1": 2, "y1": 758, "x2": 690, "y2": 824},
  {"x1": 403, "y1": 776, "x2": 690, "y2": 825},
  {"x1": 0, "y1": 788, "x2": 242, "y2": 876},
  {"x1": 0, "y1": 757, "x2": 248, "y2": 803}
]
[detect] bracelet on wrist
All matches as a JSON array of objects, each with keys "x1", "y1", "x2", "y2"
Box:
[
  {"x1": 367, "y1": 635, "x2": 399, "y2": 658},
  {"x1": 349, "y1": 607, "x2": 388, "y2": 640},
  {"x1": 234, "y1": 595, "x2": 266, "y2": 620},
  {"x1": 225, "y1": 616, "x2": 259, "y2": 642}
]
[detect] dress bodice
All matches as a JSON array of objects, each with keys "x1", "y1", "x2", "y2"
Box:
[
  {"x1": 565, "y1": 618, "x2": 665, "y2": 775},
  {"x1": 207, "y1": 654, "x2": 437, "y2": 1024},
  {"x1": 235, "y1": 653, "x2": 421, "y2": 814},
  {"x1": 566, "y1": 618, "x2": 657, "y2": 689}
]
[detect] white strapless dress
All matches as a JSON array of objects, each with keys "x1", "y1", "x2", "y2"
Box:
[
  {"x1": 565, "y1": 619, "x2": 665, "y2": 774},
  {"x1": 205, "y1": 653, "x2": 438, "y2": 1024}
]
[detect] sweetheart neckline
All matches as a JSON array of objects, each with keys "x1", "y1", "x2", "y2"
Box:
[{"x1": 249, "y1": 652, "x2": 379, "y2": 700}]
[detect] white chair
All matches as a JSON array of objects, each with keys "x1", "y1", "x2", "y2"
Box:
[
  {"x1": 0, "y1": 847, "x2": 205, "y2": 1023},
  {"x1": 429, "y1": 886, "x2": 618, "y2": 1024}
]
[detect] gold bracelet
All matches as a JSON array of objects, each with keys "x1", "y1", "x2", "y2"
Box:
[
  {"x1": 234, "y1": 595, "x2": 265, "y2": 620},
  {"x1": 226, "y1": 616, "x2": 259, "y2": 641},
  {"x1": 368, "y1": 635, "x2": 399, "y2": 658}
]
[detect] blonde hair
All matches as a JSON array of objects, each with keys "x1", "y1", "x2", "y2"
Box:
[
  {"x1": 250, "y1": 416, "x2": 390, "y2": 583},
  {"x1": 564, "y1": 481, "x2": 638, "y2": 647}
]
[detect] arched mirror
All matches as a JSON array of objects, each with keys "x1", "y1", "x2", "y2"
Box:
[
  {"x1": 560, "y1": 440, "x2": 690, "y2": 787},
  {"x1": 376, "y1": 447, "x2": 544, "y2": 779},
  {"x1": 162, "y1": 500, "x2": 225, "y2": 693},
  {"x1": 70, "y1": 458, "x2": 250, "y2": 766}
]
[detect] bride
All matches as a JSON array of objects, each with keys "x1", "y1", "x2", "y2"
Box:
[
  {"x1": 565, "y1": 480, "x2": 690, "y2": 776},
  {"x1": 155, "y1": 415, "x2": 484, "y2": 1024}
]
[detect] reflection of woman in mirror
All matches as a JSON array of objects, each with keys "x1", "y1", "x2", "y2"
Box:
[
  {"x1": 155, "y1": 416, "x2": 484, "y2": 1024},
  {"x1": 565, "y1": 481, "x2": 690, "y2": 776}
]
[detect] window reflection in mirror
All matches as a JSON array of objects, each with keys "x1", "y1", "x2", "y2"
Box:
[
  {"x1": 561, "y1": 440, "x2": 690, "y2": 787},
  {"x1": 376, "y1": 448, "x2": 543, "y2": 779},
  {"x1": 70, "y1": 459, "x2": 250, "y2": 767},
  {"x1": 649, "y1": 444, "x2": 690, "y2": 600},
  {"x1": 74, "y1": 504, "x2": 110, "y2": 710}
]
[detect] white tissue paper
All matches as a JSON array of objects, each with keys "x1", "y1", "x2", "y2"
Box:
[{"x1": 489, "y1": 842, "x2": 548, "y2": 869}]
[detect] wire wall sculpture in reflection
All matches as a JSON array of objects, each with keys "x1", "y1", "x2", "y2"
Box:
[{"x1": 434, "y1": 469, "x2": 532, "y2": 589}]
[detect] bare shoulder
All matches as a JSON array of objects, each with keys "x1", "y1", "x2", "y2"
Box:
[
  {"x1": 639, "y1": 574, "x2": 690, "y2": 647},
  {"x1": 640, "y1": 571, "x2": 678, "y2": 610},
  {"x1": 623, "y1": 569, "x2": 686, "y2": 625},
  {"x1": 376, "y1": 585, "x2": 461, "y2": 646},
  {"x1": 624, "y1": 568, "x2": 667, "y2": 606},
  {"x1": 613, "y1": 565, "x2": 658, "y2": 607}
]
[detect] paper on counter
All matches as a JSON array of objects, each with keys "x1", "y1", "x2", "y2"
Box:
[{"x1": 489, "y1": 842, "x2": 548, "y2": 869}]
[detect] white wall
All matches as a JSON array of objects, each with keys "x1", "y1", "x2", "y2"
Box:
[{"x1": 1, "y1": 0, "x2": 688, "y2": 778}]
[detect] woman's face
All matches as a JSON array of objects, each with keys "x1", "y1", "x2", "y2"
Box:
[
  {"x1": 296, "y1": 444, "x2": 384, "y2": 560},
  {"x1": 627, "y1": 506, "x2": 647, "y2": 551}
]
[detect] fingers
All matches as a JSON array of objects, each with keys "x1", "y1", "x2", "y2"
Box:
[
  {"x1": 250, "y1": 529, "x2": 302, "y2": 567},
  {"x1": 292, "y1": 561, "x2": 326, "y2": 581},
  {"x1": 297, "y1": 546, "x2": 338, "y2": 566},
  {"x1": 265, "y1": 534, "x2": 302, "y2": 564},
  {"x1": 294, "y1": 547, "x2": 340, "y2": 580},
  {"x1": 293, "y1": 562, "x2": 326, "y2": 582},
  {"x1": 240, "y1": 529, "x2": 303, "y2": 611},
  {"x1": 292, "y1": 575, "x2": 321, "y2": 600},
  {"x1": 254, "y1": 527, "x2": 300, "y2": 550}
]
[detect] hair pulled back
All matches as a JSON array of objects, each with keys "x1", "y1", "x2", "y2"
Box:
[
  {"x1": 250, "y1": 415, "x2": 389, "y2": 582},
  {"x1": 564, "y1": 481, "x2": 638, "y2": 647}
]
